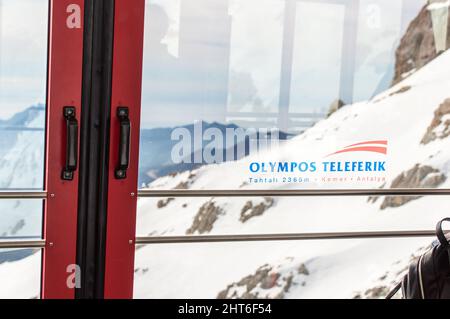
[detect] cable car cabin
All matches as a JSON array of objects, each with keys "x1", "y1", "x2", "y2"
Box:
[{"x1": 0, "y1": 0, "x2": 449, "y2": 299}]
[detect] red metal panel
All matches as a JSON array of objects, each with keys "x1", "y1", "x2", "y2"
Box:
[
  {"x1": 42, "y1": 0, "x2": 84, "y2": 299},
  {"x1": 104, "y1": 0, "x2": 145, "y2": 299}
]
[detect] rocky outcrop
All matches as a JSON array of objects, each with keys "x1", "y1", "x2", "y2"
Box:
[
  {"x1": 393, "y1": 4, "x2": 450, "y2": 85},
  {"x1": 186, "y1": 200, "x2": 224, "y2": 234},
  {"x1": 421, "y1": 98, "x2": 450, "y2": 144},
  {"x1": 240, "y1": 197, "x2": 274, "y2": 223},
  {"x1": 173, "y1": 172, "x2": 197, "y2": 190},
  {"x1": 327, "y1": 99, "x2": 345, "y2": 117},
  {"x1": 157, "y1": 198, "x2": 174, "y2": 208},
  {"x1": 372, "y1": 86, "x2": 412, "y2": 104},
  {"x1": 217, "y1": 262, "x2": 309, "y2": 299},
  {"x1": 134, "y1": 267, "x2": 149, "y2": 275},
  {"x1": 380, "y1": 164, "x2": 446, "y2": 209},
  {"x1": 297, "y1": 263, "x2": 310, "y2": 276}
]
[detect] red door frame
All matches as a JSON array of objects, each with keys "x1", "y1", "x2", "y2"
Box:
[
  {"x1": 42, "y1": 0, "x2": 84, "y2": 299},
  {"x1": 103, "y1": 0, "x2": 145, "y2": 299}
]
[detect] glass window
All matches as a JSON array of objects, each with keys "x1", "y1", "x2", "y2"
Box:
[
  {"x1": 136, "y1": 0, "x2": 448, "y2": 299},
  {"x1": 0, "y1": 0, "x2": 48, "y2": 297},
  {"x1": 138, "y1": 0, "x2": 446, "y2": 192}
]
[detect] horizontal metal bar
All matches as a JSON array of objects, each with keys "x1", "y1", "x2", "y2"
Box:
[
  {"x1": 137, "y1": 188, "x2": 450, "y2": 198},
  {"x1": 0, "y1": 126, "x2": 45, "y2": 132},
  {"x1": 136, "y1": 230, "x2": 439, "y2": 245},
  {"x1": 0, "y1": 191, "x2": 47, "y2": 199},
  {"x1": 0, "y1": 240, "x2": 46, "y2": 249}
]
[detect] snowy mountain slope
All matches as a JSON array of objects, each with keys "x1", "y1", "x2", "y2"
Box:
[
  {"x1": 136, "y1": 50, "x2": 450, "y2": 237},
  {"x1": 216, "y1": 239, "x2": 430, "y2": 299},
  {"x1": 132, "y1": 49, "x2": 450, "y2": 298}
]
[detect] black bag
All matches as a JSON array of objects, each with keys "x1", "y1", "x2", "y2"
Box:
[{"x1": 387, "y1": 218, "x2": 450, "y2": 299}]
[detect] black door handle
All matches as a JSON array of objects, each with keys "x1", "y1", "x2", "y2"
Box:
[
  {"x1": 115, "y1": 107, "x2": 131, "y2": 179},
  {"x1": 61, "y1": 106, "x2": 78, "y2": 181}
]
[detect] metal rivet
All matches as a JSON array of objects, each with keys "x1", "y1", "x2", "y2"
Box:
[
  {"x1": 50, "y1": 193, "x2": 55, "y2": 198},
  {"x1": 129, "y1": 240, "x2": 133, "y2": 245},
  {"x1": 49, "y1": 242, "x2": 54, "y2": 247},
  {"x1": 131, "y1": 192, "x2": 135, "y2": 197}
]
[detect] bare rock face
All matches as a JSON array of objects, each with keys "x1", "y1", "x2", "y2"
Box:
[
  {"x1": 353, "y1": 286, "x2": 390, "y2": 299},
  {"x1": 217, "y1": 262, "x2": 306, "y2": 299},
  {"x1": 380, "y1": 164, "x2": 446, "y2": 209},
  {"x1": 421, "y1": 98, "x2": 450, "y2": 144},
  {"x1": 389, "y1": 85, "x2": 412, "y2": 97},
  {"x1": 174, "y1": 181, "x2": 189, "y2": 190},
  {"x1": 240, "y1": 197, "x2": 274, "y2": 223},
  {"x1": 297, "y1": 263, "x2": 310, "y2": 276},
  {"x1": 186, "y1": 200, "x2": 224, "y2": 234},
  {"x1": 393, "y1": 5, "x2": 450, "y2": 85}
]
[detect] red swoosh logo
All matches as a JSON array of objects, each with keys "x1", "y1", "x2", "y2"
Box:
[
  {"x1": 343, "y1": 140, "x2": 388, "y2": 148},
  {"x1": 327, "y1": 141, "x2": 387, "y2": 157}
]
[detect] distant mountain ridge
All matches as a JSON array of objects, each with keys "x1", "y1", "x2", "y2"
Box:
[
  {"x1": 0, "y1": 106, "x2": 290, "y2": 187},
  {"x1": 393, "y1": 3, "x2": 450, "y2": 85}
]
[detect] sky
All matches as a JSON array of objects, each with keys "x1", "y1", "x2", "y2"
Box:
[{"x1": 0, "y1": 0, "x2": 427, "y2": 128}]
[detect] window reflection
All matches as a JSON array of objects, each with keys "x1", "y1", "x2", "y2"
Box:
[
  {"x1": 142, "y1": 0, "x2": 429, "y2": 130},
  {"x1": 132, "y1": 0, "x2": 450, "y2": 300},
  {"x1": 139, "y1": 0, "x2": 443, "y2": 190}
]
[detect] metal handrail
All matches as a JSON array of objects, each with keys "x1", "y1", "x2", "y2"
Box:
[
  {"x1": 135, "y1": 230, "x2": 441, "y2": 245},
  {"x1": 0, "y1": 189, "x2": 447, "y2": 199},
  {"x1": 0, "y1": 191, "x2": 47, "y2": 199},
  {"x1": 0, "y1": 239, "x2": 46, "y2": 249},
  {"x1": 137, "y1": 188, "x2": 450, "y2": 198}
]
